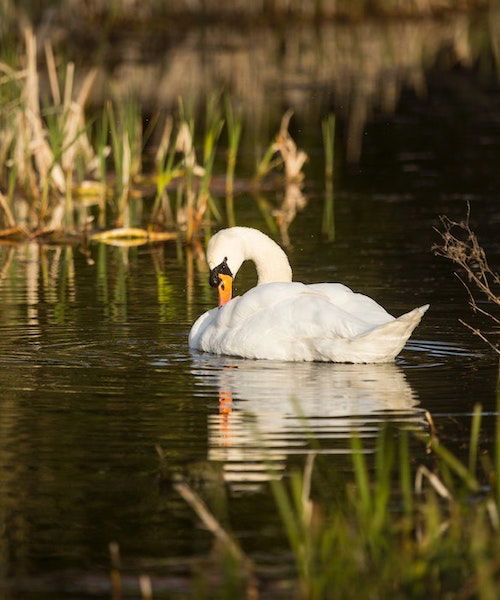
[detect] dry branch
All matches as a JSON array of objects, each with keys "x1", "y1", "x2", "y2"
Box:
[
  {"x1": 274, "y1": 110, "x2": 308, "y2": 183},
  {"x1": 433, "y1": 209, "x2": 499, "y2": 354}
]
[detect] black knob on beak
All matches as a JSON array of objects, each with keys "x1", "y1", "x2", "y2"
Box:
[{"x1": 209, "y1": 258, "x2": 233, "y2": 288}]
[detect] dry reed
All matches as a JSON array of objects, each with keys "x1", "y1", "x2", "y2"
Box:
[
  {"x1": 0, "y1": 32, "x2": 310, "y2": 244},
  {"x1": 434, "y1": 208, "x2": 500, "y2": 355}
]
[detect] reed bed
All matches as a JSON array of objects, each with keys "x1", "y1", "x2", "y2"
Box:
[
  {"x1": 0, "y1": 31, "x2": 312, "y2": 245},
  {"x1": 3, "y1": 3, "x2": 496, "y2": 169},
  {"x1": 171, "y1": 403, "x2": 500, "y2": 599},
  {"x1": 5, "y1": 2, "x2": 498, "y2": 164}
]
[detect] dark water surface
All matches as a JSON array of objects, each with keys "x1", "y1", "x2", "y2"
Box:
[
  {"x1": 0, "y1": 201, "x2": 497, "y2": 597},
  {"x1": 0, "y1": 60, "x2": 500, "y2": 600}
]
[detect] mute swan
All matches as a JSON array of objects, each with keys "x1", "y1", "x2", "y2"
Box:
[{"x1": 189, "y1": 227, "x2": 429, "y2": 363}]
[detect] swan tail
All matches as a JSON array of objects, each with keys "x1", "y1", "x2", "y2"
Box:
[{"x1": 347, "y1": 304, "x2": 429, "y2": 363}]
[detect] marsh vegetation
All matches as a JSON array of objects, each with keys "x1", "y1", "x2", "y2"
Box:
[
  {"x1": 170, "y1": 409, "x2": 500, "y2": 599},
  {"x1": 1, "y1": 1, "x2": 500, "y2": 246},
  {"x1": 0, "y1": 30, "x2": 312, "y2": 246}
]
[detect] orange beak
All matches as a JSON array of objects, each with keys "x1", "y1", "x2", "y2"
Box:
[{"x1": 218, "y1": 274, "x2": 233, "y2": 306}]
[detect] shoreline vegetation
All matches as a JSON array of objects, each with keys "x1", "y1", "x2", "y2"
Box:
[
  {"x1": 1, "y1": 4, "x2": 499, "y2": 244},
  {"x1": 0, "y1": 29, "x2": 312, "y2": 246},
  {"x1": 154, "y1": 409, "x2": 500, "y2": 599},
  {"x1": 3, "y1": 10, "x2": 498, "y2": 161}
]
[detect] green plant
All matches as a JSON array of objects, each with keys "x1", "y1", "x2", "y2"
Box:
[
  {"x1": 225, "y1": 98, "x2": 242, "y2": 226},
  {"x1": 176, "y1": 400, "x2": 500, "y2": 599}
]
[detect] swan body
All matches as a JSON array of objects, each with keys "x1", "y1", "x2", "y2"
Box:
[{"x1": 189, "y1": 227, "x2": 428, "y2": 363}]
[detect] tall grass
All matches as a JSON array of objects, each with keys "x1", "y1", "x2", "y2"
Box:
[
  {"x1": 224, "y1": 99, "x2": 242, "y2": 227},
  {"x1": 175, "y1": 402, "x2": 500, "y2": 599},
  {"x1": 0, "y1": 29, "x2": 97, "y2": 236},
  {"x1": 0, "y1": 34, "x2": 311, "y2": 244}
]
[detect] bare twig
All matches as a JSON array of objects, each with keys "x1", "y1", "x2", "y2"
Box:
[
  {"x1": 459, "y1": 319, "x2": 499, "y2": 355},
  {"x1": 433, "y1": 208, "x2": 499, "y2": 355}
]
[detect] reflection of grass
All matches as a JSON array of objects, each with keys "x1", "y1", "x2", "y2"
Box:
[
  {"x1": 322, "y1": 113, "x2": 335, "y2": 241},
  {"x1": 0, "y1": 236, "x2": 199, "y2": 327},
  {"x1": 173, "y1": 403, "x2": 500, "y2": 599}
]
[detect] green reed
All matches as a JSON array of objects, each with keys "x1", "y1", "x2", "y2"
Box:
[
  {"x1": 153, "y1": 116, "x2": 178, "y2": 227},
  {"x1": 0, "y1": 32, "x2": 310, "y2": 241},
  {"x1": 95, "y1": 105, "x2": 109, "y2": 228},
  {"x1": 225, "y1": 99, "x2": 242, "y2": 226},
  {"x1": 175, "y1": 400, "x2": 500, "y2": 599},
  {"x1": 198, "y1": 96, "x2": 224, "y2": 229},
  {"x1": 469, "y1": 403, "x2": 482, "y2": 476},
  {"x1": 107, "y1": 99, "x2": 142, "y2": 227},
  {"x1": 254, "y1": 141, "x2": 279, "y2": 184}
]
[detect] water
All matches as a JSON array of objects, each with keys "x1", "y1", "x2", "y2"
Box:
[
  {"x1": 0, "y1": 187, "x2": 497, "y2": 597},
  {"x1": 1, "y1": 17, "x2": 500, "y2": 598}
]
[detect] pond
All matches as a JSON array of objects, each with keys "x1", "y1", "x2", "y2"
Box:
[
  {"x1": 0, "y1": 9, "x2": 499, "y2": 600},
  {"x1": 0, "y1": 154, "x2": 498, "y2": 598}
]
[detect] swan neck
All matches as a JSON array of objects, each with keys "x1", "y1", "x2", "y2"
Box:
[{"x1": 243, "y1": 231, "x2": 292, "y2": 284}]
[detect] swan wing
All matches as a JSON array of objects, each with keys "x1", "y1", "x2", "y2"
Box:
[
  {"x1": 307, "y1": 283, "x2": 394, "y2": 326},
  {"x1": 190, "y1": 282, "x2": 425, "y2": 362}
]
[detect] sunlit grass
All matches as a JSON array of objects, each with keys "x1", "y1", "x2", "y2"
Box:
[
  {"x1": 172, "y1": 401, "x2": 500, "y2": 599},
  {"x1": 0, "y1": 31, "x2": 313, "y2": 246},
  {"x1": 224, "y1": 98, "x2": 242, "y2": 227}
]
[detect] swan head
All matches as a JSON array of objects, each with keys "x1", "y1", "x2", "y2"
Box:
[
  {"x1": 207, "y1": 229, "x2": 245, "y2": 307},
  {"x1": 206, "y1": 227, "x2": 292, "y2": 307},
  {"x1": 208, "y1": 257, "x2": 234, "y2": 307}
]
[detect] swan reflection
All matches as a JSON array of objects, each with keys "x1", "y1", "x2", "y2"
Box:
[{"x1": 191, "y1": 356, "x2": 425, "y2": 490}]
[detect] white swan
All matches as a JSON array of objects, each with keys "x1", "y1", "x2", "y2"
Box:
[{"x1": 189, "y1": 227, "x2": 429, "y2": 363}]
